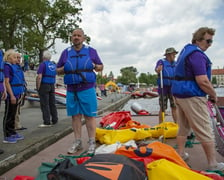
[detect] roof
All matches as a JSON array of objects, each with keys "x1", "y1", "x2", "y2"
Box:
[{"x1": 212, "y1": 69, "x2": 224, "y2": 75}]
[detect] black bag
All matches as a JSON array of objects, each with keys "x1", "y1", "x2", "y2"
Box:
[
  {"x1": 47, "y1": 158, "x2": 75, "y2": 180},
  {"x1": 60, "y1": 154, "x2": 147, "y2": 180}
]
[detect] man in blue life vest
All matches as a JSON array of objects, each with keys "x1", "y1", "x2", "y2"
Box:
[
  {"x1": 172, "y1": 27, "x2": 224, "y2": 172},
  {"x1": 57, "y1": 28, "x2": 104, "y2": 155},
  {"x1": 36, "y1": 50, "x2": 58, "y2": 127},
  {"x1": 155, "y1": 47, "x2": 178, "y2": 124}
]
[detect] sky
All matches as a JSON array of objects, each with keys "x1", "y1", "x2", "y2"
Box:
[{"x1": 52, "y1": 0, "x2": 224, "y2": 78}]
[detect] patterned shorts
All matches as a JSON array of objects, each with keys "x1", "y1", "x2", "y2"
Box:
[{"x1": 159, "y1": 93, "x2": 176, "y2": 110}]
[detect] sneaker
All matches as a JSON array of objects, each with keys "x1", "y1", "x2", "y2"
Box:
[
  {"x1": 3, "y1": 136, "x2": 17, "y2": 143},
  {"x1": 38, "y1": 124, "x2": 52, "y2": 128},
  {"x1": 87, "y1": 142, "x2": 96, "y2": 155},
  {"x1": 180, "y1": 152, "x2": 189, "y2": 161},
  {"x1": 52, "y1": 121, "x2": 58, "y2": 125},
  {"x1": 11, "y1": 133, "x2": 24, "y2": 140},
  {"x1": 67, "y1": 140, "x2": 83, "y2": 154},
  {"x1": 208, "y1": 162, "x2": 224, "y2": 172}
]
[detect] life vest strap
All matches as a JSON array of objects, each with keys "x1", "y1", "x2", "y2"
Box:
[{"x1": 174, "y1": 76, "x2": 195, "y2": 81}]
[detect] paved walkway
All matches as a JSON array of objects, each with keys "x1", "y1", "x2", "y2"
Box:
[
  {"x1": 2, "y1": 113, "x2": 224, "y2": 179},
  {"x1": 0, "y1": 92, "x2": 130, "y2": 175}
]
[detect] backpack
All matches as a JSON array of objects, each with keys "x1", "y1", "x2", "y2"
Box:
[
  {"x1": 47, "y1": 158, "x2": 74, "y2": 180},
  {"x1": 60, "y1": 154, "x2": 147, "y2": 180}
]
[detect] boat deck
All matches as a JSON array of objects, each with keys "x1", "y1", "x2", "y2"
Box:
[{"x1": 1, "y1": 113, "x2": 224, "y2": 179}]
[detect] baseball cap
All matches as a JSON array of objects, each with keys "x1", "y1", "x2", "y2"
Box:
[{"x1": 164, "y1": 47, "x2": 178, "y2": 56}]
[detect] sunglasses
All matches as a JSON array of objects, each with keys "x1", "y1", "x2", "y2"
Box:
[{"x1": 203, "y1": 39, "x2": 213, "y2": 44}]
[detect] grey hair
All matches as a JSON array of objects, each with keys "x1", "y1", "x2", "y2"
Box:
[{"x1": 43, "y1": 50, "x2": 52, "y2": 60}]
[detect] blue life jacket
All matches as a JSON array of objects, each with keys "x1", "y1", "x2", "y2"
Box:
[
  {"x1": 171, "y1": 44, "x2": 211, "y2": 97},
  {"x1": 6, "y1": 63, "x2": 25, "y2": 96},
  {"x1": 0, "y1": 50, "x2": 4, "y2": 82},
  {"x1": 157, "y1": 59, "x2": 175, "y2": 87},
  {"x1": 64, "y1": 45, "x2": 96, "y2": 85},
  {"x1": 41, "y1": 61, "x2": 56, "y2": 84}
]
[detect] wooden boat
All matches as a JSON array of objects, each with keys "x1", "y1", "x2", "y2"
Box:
[{"x1": 208, "y1": 97, "x2": 224, "y2": 156}]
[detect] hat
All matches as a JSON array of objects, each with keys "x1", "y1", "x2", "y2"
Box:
[{"x1": 164, "y1": 47, "x2": 178, "y2": 55}]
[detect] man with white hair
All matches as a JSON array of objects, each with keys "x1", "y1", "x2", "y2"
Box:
[{"x1": 36, "y1": 50, "x2": 58, "y2": 127}]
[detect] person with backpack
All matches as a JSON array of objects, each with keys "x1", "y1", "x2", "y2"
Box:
[
  {"x1": 57, "y1": 28, "x2": 104, "y2": 155},
  {"x1": 36, "y1": 50, "x2": 58, "y2": 127}
]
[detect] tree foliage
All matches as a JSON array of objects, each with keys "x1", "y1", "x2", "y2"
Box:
[
  {"x1": 116, "y1": 66, "x2": 138, "y2": 85},
  {"x1": 96, "y1": 73, "x2": 110, "y2": 85},
  {"x1": 139, "y1": 72, "x2": 157, "y2": 86},
  {"x1": 0, "y1": 0, "x2": 82, "y2": 62}
]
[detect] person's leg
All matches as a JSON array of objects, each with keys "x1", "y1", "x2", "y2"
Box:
[
  {"x1": 175, "y1": 98, "x2": 191, "y2": 158},
  {"x1": 66, "y1": 91, "x2": 83, "y2": 154},
  {"x1": 49, "y1": 85, "x2": 58, "y2": 124},
  {"x1": 201, "y1": 141, "x2": 217, "y2": 167},
  {"x1": 3, "y1": 99, "x2": 19, "y2": 143},
  {"x1": 79, "y1": 88, "x2": 97, "y2": 154},
  {"x1": 39, "y1": 84, "x2": 51, "y2": 125},
  {"x1": 67, "y1": 114, "x2": 83, "y2": 154},
  {"x1": 159, "y1": 94, "x2": 168, "y2": 124},
  {"x1": 15, "y1": 103, "x2": 22, "y2": 129},
  {"x1": 171, "y1": 107, "x2": 177, "y2": 123},
  {"x1": 187, "y1": 97, "x2": 224, "y2": 169},
  {"x1": 72, "y1": 114, "x2": 82, "y2": 140},
  {"x1": 15, "y1": 94, "x2": 26, "y2": 130},
  {"x1": 169, "y1": 94, "x2": 177, "y2": 123},
  {"x1": 85, "y1": 116, "x2": 96, "y2": 139}
]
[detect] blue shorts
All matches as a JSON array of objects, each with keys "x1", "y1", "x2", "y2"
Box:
[{"x1": 66, "y1": 88, "x2": 97, "y2": 117}]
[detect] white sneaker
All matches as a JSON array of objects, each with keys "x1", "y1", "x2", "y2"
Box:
[
  {"x1": 67, "y1": 140, "x2": 83, "y2": 154},
  {"x1": 87, "y1": 142, "x2": 96, "y2": 154},
  {"x1": 208, "y1": 162, "x2": 224, "y2": 172},
  {"x1": 38, "y1": 124, "x2": 52, "y2": 128},
  {"x1": 180, "y1": 152, "x2": 189, "y2": 161}
]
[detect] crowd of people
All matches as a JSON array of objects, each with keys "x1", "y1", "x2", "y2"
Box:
[
  {"x1": 0, "y1": 27, "x2": 104, "y2": 156},
  {"x1": 0, "y1": 26, "x2": 224, "y2": 172}
]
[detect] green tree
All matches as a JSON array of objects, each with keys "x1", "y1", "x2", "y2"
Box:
[
  {"x1": 96, "y1": 73, "x2": 110, "y2": 85},
  {"x1": 212, "y1": 76, "x2": 217, "y2": 85},
  {"x1": 108, "y1": 71, "x2": 114, "y2": 81},
  {"x1": 138, "y1": 72, "x2": 157, "y2": 86},
  {"x1": 0, "y1": 0, "x2": 36, "y2": 49},
  {"x1": 116, "y1": 66, "x2": 138, "y2": 85},
  {"x1": 0, "y1": 0, "x2": 83, "y2": 62}
]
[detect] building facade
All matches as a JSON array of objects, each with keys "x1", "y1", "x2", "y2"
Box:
[{"x1": 212, "y1": 69, "x2": 224, "y2": 87}]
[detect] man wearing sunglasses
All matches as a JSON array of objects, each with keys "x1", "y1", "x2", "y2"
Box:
[{"x1": 172, "y1": 27, "x2": 224, "y2": 172}]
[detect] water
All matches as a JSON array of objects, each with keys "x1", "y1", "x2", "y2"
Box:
[
  {"x1": 121, "y1": 97, "x2": 161, "y2": 115},
  {"x1": 122, "y1": 88, "x2": 224, "y2": 115},
  {"x1": 215, "y1": 88, "x2": 224, "y2": 96}
]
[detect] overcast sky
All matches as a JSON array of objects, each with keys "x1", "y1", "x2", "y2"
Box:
[{"x1": 52, "y1": 0, "x2": 224, "y2": 77}]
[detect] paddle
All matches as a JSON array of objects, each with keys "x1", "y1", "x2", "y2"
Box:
[{"x1": 160, "y1": 69, "x2": 166, "y2": 142}]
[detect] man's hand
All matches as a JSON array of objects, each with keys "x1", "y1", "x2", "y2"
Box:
[{"x1": 156, "y1": 65, "x2": 163, "y2": 73}]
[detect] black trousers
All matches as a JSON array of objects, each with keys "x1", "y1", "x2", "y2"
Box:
[
  {"x1": 38, "y1": 84, "x2": 58, "y2": 125},
  {"x1": 3, "y1": 98, "x2": 17, "y2": 137}
]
